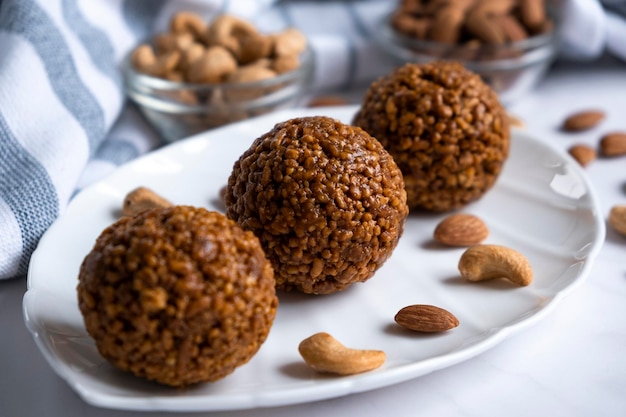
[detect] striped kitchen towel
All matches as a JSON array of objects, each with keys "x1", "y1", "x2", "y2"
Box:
[{"x1": 0, "y1": 0, "x2": 625, "y2": 280}]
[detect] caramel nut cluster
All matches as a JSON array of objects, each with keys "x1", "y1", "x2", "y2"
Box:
[
  {"x1": 352, "y1": 61, "x2": 510, "y2": 212},
  {"x1": 77, "y1": 206, "x2": 277, "y2": 387},
  {"x1": 225, "y1": 116, "x2": 409, "y2": 295}
]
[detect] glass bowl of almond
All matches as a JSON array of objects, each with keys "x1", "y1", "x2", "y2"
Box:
[
  {"x1": 375, "y1": 0, "x2": 560, "y2": 104},
  {"x1": 123, "y1": 12, "x2": 314, "y2": 143}
]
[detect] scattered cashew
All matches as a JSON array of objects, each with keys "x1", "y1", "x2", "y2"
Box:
[
  {"x1": 458, "y1": 244, "x2": 533, "y2": 286},
  {"x1": 122, "y1": 187, "x2": 173, "y2": 217},
  {"x1": 298, "y1": 332, "x2": 386, "y2": 375}
]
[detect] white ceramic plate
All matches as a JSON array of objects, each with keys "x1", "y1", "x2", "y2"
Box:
[{"x1": 24, "y1": 106, "x2": 605, "y2": 412}]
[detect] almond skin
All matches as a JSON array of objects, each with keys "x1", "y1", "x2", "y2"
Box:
[
  {"x1": 394, "y1": 304, "x2": 459, "y2": 333},
  {"x1": 568, "y1": 144, "x2": 597, "y2": 167},
  {"x1": 519, "y1": 0, "x2": 546, "y2": 32},
  {"x1": 434, "y1": 213, "x2": 489, "y2": 246},
  {"x1": 600, "y1": 132, "x2": 626, "y2": 157},
  {"x1": 562, "y1": 110, "x2": 605, "y2": 132}
]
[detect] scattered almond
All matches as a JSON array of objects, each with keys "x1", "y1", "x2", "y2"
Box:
[
  {"x1": 434, "y1": 213, "x2": 489, "y2": 246},
  {"x1": 568, "y1": 144, "x2": 596, "y2": 167},
  {"x1": 600, "y1": 132, "x2": 626, "y2": 157},
  {"x1": 507, "y1": 113, "x2": 525, "y2": 129},
  {"x1": 394, "y1": 304, "x2": 459, "y2": 333},
  {"x1": 458, "y1": 244, "x2": 533, "y2": 286},
  {"x1": 562, "y1": 110, "x2": 605, "y2": 132},
  {"x1": 608, "y1": 205, "x2": 626, "y2": 236},
  {"x1": 307, "y1": 95, "x2": 350, "y2": 108},
  {"x1": 298, "y1": 332, "x2": 386, "y2": 375}
]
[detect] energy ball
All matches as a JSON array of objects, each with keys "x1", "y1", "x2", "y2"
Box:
[
  {"x1": 77, "y1": 206, "x2": 277, "y2": 387},
  {"x1": 353, "y1": 61, "x2": 510, "y2": 212},
  {"x1": 225, "y1": 116, "x2": 409, "y2": 295}
]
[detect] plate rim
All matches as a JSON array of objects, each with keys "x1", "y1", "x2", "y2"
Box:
[{"x1": 24, "y1": 105, "x2": 606, "y2": 411}]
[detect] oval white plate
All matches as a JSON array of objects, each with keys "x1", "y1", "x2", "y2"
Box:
[{"x1": 24, "y1": 106, "x2": 605, "y2": 412}]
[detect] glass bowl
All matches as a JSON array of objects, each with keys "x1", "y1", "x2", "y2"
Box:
[
  {"x1": 374, "y1": 11, "x2": 560, "y2": 104},
  {"x1": 123, "y1": 45, "x2": 314, "y2": 143}
]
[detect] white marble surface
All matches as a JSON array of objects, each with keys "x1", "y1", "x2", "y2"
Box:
[{"x1": 1, "y1": 56, "x2": 626, "y2": 417}]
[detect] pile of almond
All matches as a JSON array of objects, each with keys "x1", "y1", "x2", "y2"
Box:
[
  {"x1": 561, "y1": 109, "x2": 626, "y2": 167},
  {"x1": 392, "y1": 0, "x2": 553, "y2": 47}
]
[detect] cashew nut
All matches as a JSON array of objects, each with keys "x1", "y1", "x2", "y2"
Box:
[
  {"x1": 458, "y1": 244, "x2": 533, "y2": 286},
  {"x1": 298, "y1": 332, "x2": 386, "y2": 375},
  {"x1": 169, "y1": 11, "x2": 207, "y2": 39},
  {"x1": 238, "y1": 34, "x2": 273, "y2": 65},
  {"x1": 154, "y1": 32, "x2": 194, "y2": 54},
  {"x1": 122, "y1": 187, "x2": 173, "y2": 217},
  {"x1": 273, "y1": 28, "x2": 307, "y2": 56},
  {"x1": 132, "y1": 44, "x2": 181, "y2": 78},
  {"x1": 205, "y1": 14, "x2": 258, "y2": 57},
  {"x1": 272, "y1": 55, "x2": 300, "y2": 74},
  {"x1": 180, "y1": 42, "x2": 205, "y2": 71},
  {"x1": 186, "y1": 45, "x2": 237, "y2": 83},
  {"x1": 131, "y1": 44, "x2": 158, "y2": 75}
]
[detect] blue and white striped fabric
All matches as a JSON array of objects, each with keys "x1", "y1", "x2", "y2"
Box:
[{"x1": 0, "y1": 0, "x2": 624, "y2": 280}]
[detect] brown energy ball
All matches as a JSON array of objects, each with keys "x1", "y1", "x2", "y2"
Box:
[
  {"x1": 353, "y1": 61, "x2": 510, "y2": 212},
  {"x1": 77, "y1": 206, "x2": 277, "y2": 387},
  {"x1": 225, "y1": 116, "x2": 409, "y2": 295}
]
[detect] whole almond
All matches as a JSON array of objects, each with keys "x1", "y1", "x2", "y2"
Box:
[
  {"x1": 609, "y1": 205, "x2": 626, "y2": 236},
  {"x1": 473, "y1": 0, "x2": 516, "y2": 16},
  {"x1": 429, "y1": 6, "x2": 465, "y2": 43},
  {"x1": 600, "y1": 132, "x2": 626, "y2": 157},
  {"x1": 434, "y1": 213, "x2": 489, "y2": 246},
  {"x1": 562, "y1": 110, "x2": 605, "y2": 132},
  {"x1": 394, "y1": 304, "x2": 459, "y2": 333},
  {"x1": 497, "y1": 14, "x2": 529, "y2": 42},
  {"x1": 519, "y1": 0, "x2": 546, "y2": 32},
  {"x1": 465, "y1": 10, "x2": 505, "y2": 44},
  {"x1": 568, "y1": 144, "x2": 597, "y2": 167},
  {"x1": 307, "y1": 95, "x2": 350, "y2": 108}
]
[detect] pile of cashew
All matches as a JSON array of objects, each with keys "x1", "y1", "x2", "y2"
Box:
[{"x1": 131, "y1": 12, "x2": 307, "y2": 86}]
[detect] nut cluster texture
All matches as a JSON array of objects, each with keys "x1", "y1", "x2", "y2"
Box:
[
  {"x1": 77, "y1": 206, "x2": 277, "y2": 387},
  {"x1": 353, "y1": 61, "x2": 510, "y2": 212},
  {"x1": 225, "y1": 116, "x2": 409, "y2": 295}
]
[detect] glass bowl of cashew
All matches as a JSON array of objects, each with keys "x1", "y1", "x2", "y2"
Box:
[{"x1": 123, "y1": 12, "x2": 315, "y2": 143}]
